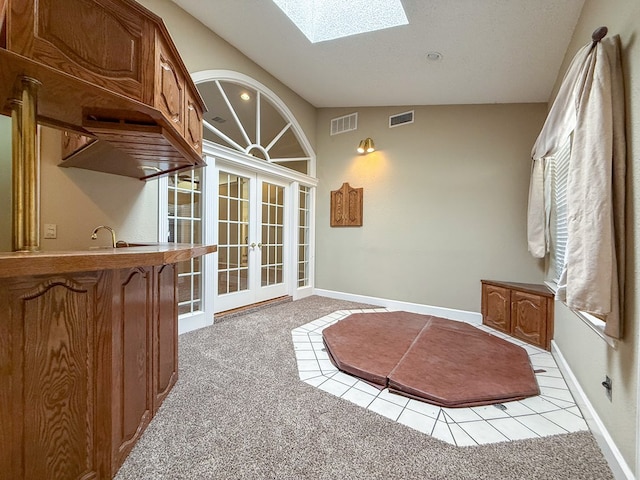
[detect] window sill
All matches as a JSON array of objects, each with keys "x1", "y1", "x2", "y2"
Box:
[{"x1": 544, "y1": 281, "x2": 618, "y2": 349}]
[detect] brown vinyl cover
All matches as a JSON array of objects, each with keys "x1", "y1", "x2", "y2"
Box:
[
  {"x1": 322, "y1": 312, "x2": 539, "y2": 408},
  {"x1": 322, "y1": 312, "x2": 428, "y2": 386}
]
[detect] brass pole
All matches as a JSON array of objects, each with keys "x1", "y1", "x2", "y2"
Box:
[
  {"x1": 10, "y1": 98, "x2": 24, "y2": 252},
  {"x1": 11, "y1": 77, "x2": 41, "y2": 252}
]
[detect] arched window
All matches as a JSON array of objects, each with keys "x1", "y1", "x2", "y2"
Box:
[{"x1": 192, "y1": 70, "x2": 315, "y2": 176}]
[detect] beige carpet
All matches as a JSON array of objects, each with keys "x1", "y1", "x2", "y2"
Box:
[{"x1": 115, "y1": 296, "x2": 614, "y2": 480}]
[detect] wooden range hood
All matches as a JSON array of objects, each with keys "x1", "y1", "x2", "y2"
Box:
[{"x1": 0, "y1": 0, "x2": 206, "y2": 181}]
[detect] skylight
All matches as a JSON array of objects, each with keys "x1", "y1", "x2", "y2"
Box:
[{"x1": 272, "y1": 0, "x2": 408, "y2": 43}]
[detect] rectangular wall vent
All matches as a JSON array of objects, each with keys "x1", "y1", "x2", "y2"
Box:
[
  {"x1": 389, "y1": 110, "x2": 414, "y2": 128},
  {"x1": 330, "y1": 112, "x2": 358, "y2": 135}
]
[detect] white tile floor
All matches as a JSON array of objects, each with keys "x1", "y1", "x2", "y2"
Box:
[{"x1": 291, "y1": 308, "x2": 589, "y2": 446}]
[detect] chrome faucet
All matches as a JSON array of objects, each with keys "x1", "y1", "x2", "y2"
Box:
[{"x1": 91, "y1": 225, "x2": 117, "y2": 248}]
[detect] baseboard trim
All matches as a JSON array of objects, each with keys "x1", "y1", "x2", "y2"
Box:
[
  {"x1": 294, "y1": 286, "x2": 315, "y2": 301},
  {"x1": 551, "y1": 340, "x2": 634, "y2": 480},
  {"x1": 214, "y1": 296, "x2": 292, "y2": 322},
  {"x1": 178, "y1": 314, "x2": 213, "y2": 335},
  {"x1": 313, "y1": 288, "x2": 482, "y2": 325}
]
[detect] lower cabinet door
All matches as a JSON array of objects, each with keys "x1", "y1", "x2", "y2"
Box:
[
  {"x1": 0, "y1": 272, "x2": 112, "y2": 480},
  {"x1": 153, "y1": 263, "x2": 178, "y2": 412},
  {"x1": 482, "y1": 284, "x2": 511, "y2": 333},
  {"x1": 511, "y1": 290, "x2": 547, "y2": 349},
  {"x1": 112, "y1": 267, "x2": 154, "y2": 471}
]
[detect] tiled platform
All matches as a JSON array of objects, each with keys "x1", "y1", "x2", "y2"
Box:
[{"x1": 291, "y1": 309, "x2": 588, "y2": 446}]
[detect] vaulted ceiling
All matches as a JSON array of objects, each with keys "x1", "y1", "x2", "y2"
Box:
[{"x1": 172, "y1": 0, "x2": 586, "y2": 108}]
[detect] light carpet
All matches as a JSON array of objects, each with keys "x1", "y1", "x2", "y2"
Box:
[{"x1": 115, "y1": 296, "x2": 614, "y2": 480}]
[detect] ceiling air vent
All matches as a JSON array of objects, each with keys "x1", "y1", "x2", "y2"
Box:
[
  {"x1": 330, "y1": 112, "x2": 358, "y2": 135},
  {"x1": 389, "y1": 110, "x2": 414, "y2": 128}
]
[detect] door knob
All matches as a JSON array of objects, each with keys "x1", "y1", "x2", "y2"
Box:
[{"x1": 250, "y1": 242, "x2": 256, "y2": 248}]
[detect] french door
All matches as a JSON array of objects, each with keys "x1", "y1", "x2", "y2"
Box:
[{"x1": 215, "y1": 166, "x2": 289, "y2": 312}]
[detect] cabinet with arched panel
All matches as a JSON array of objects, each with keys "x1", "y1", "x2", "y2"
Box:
[
  {"x1": 0, "y1": 244, "x2": 212, "y2": 479},
  {"x1": 481, "y1": 280, "x2": 554, "y2": 350}
]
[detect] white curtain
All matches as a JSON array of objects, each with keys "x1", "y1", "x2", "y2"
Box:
[{"x1": 527, "y1": 35, "x2": 626, "y2": 339}]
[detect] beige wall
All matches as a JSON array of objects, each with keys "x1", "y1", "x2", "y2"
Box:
[
  {"x1": 0, "y1": 123, "x2": 158, "y2": 251},
  {"x1": 38, "y1": 128, "x2": 159, "y2": 251},
  {"x1": 315, "y1": 104, "x2": 546, "y2": 312},
  {"x1": 549, "y1": 0, "x2": 640, "y2": 473}
]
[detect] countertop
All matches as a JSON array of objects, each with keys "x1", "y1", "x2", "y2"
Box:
[
  {"x1": 480, "y1": 279, "x2": 553, "y2": 298},
  {"x1": 0, "y1": 243, "x2": 217, "y2": 278}
]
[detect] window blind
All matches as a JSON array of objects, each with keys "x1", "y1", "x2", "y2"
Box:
[{"x1": 551, "y1": 137, "x2": 571, "y2": 281}]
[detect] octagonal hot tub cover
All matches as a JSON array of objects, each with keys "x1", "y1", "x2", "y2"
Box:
[{"x1": 322, "y1": 312, "x2": 539, "y2": 408}]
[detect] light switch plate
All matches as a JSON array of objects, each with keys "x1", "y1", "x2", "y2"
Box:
[{"x1": 44, "y1": 224, "x2": 57, "y2": 239}]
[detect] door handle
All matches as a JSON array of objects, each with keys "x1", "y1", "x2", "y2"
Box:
[{"x1": 250, "y1": 242, "x2": 256, "y2": 249}]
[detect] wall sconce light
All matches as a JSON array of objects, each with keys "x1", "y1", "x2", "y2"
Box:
[{"x1": 357, "y1": 137, "x2": 375, "y2": 154}]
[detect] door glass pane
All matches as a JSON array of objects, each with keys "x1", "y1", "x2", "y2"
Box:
[
  {"x1": 298, "y1": 186, "x2": 311, "y2": 287},
  {"x1": 261, "y1": 182, "x2": 285, "y2": 287},
  {"x1": 168, "y1": 170, "x2": 203, "y2": 316},
  {"x1": 218, "y1": 171, "x2": 250, "y2": 295}
]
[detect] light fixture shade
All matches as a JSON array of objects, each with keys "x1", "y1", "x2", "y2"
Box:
[
  {"x1": 364, "y1": 137, "x2": 375, "y2": 153},
  {"x1": 357, "y1": 139, "x2": 366, "y2": 154}
]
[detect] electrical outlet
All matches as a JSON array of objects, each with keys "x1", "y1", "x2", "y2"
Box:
[
  {"x1": 44, "y1": 224, "x2": 57, "y2": 239},
  {"x1": 602, "y1": 375, "x2": 612, "y2": 401}
]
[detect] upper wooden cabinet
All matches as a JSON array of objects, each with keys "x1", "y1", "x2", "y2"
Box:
[
  {"x1": 185, "y1": 88, "x2": 203, "y2": 152},
  {"x1": 155, "y1": 35, "x2": 185, "y2": 129},
  {"x1": 0, "y1": 0, "x2": 206, "y2": 180},
  {"x1": 9, "y1": 0, "x2": 149, "y2": 101}
]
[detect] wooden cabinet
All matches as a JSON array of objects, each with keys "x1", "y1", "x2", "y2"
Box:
[
  {"x1": 153, "y1": 264, "x2": 179, "y2": 412},
  {"x1": 0, "y1": 0, "x2": 206, "y2": 180},
  {"x1": 155, "y1": 35, "x2": 185, "y2": 131},
  {"x1": 111, "y1": 267, "x2": 154, "y2": 471},
  {"x1": 482, "y1": 283, "x2": 511, "y2": 333},
  {"x1": 8, "y1": 0, "x2": 149, "y2": 101},
  {"x1": 0, "y1": 271, "x2": 112, "y2": 479},
  {"x1": 109, "y1": 264, "x2": 179, "y2": 472},
  {"x1": 481, "y1": 280, "x2": 554, "y2": 350},
  {"x1": 0, "y1": 264, "x2": 179, "y2": 479},
  {"x1": 185, "y1": 90, "x2": 203, "y2": 153}
]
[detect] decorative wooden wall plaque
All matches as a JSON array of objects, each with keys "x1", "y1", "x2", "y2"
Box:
[{"x1": 330, "y1": 182, "x2": 363, "y2": 227}]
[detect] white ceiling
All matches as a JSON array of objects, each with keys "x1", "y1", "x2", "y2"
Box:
[{"x1": 171, "y1": 0, "x2": 586, "y2": 108}]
